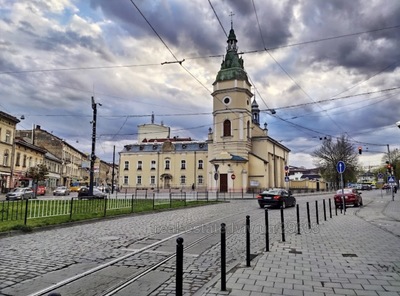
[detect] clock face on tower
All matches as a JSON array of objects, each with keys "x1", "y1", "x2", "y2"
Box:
[{"x1": 223, "y1": 97, "x2": 231, "y2": 105}]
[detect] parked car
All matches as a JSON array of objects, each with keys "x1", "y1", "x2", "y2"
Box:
[
  {"x1": 256, "y1": 189, "x2": 296, "y2": 208},
  {"x1": 97, "y1": 185, "x2": 110, "y2": 193},
  {"x1": 360, "y1": 184, "x2": 372, "y2": 190},
  {"x1": 333, "y1": 188, "x2": 363, "y2": 208},
  {"x1": 53, "y1": 186, "x2": 70, "y2": 196},
  {"x1": 78, "y1": 187, "x2": 107, "y2": 199},
  {"x1": 6, "y1": 187, "x2": 34, "y2": 200}
]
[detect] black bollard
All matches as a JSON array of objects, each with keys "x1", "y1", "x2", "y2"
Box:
[
  {"x1": 265, "y1": 209, "x2": 269, "y2": 252},
  {"x1": 296, "y1": 204, "x2": 301, "y2": 235},
  {"x1": 246, "y1": 215, "x2": 251, "y2": 267},
  {"x1": 221, "y1": 223, "x2": 226, "y2": 291},
  {"x1": 48, "y1": 293, "x2": 61, "y2": 296},
  {"x1": 323, "y1": 199, "x2": 327, "y2": 221},
  {"x1": 176, "y1": 237, "x2": 184, "y2": 296},
  {"x1": 315, "y1": 200, "x2": 319, "y2": 225},
  {"x1": 335, "y1": 201, "x2": 338, "y2": 216},
  {"x1": 307, "y1": 202, "x2": 311, "y2": 229},
  {"x1": 280, "y1": 206, "x2": 286, "y2": 242},
  {"x1": 329, "y1": 198, "x2": 332, "y2": 218}
]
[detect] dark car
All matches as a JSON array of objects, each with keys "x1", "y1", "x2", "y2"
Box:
[
  {"x1": 78, "y1": 187, "x2": 107, "y2": 199},
  {"x1": 6, "y1": 187, "x2": 34, "y2": 200},
  {"x1": 257, "y1": 189, "x2": 296, "y2": 208},
  {"x1": 333, "y1": 188, "x2": 363, "y2": 208}
]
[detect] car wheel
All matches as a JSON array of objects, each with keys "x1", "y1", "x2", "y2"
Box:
[
  {"x1": 292, "y1": 199, "x2": 296, "y2": 207},
  {"x1": 259, "y1": 204, "x2": 264, "y2": 209}
]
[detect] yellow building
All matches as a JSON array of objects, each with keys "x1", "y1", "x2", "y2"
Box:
[
  {"x1": 13, "y1": 137, "x2": 47, "y2": 185},
  {"x1": 0, "y1": 111, "x2": 20, "y2": 192},
  {"x1": 119, "y1": 25, "x2": 290, "y2": 193},
  {"x1": 119, "y1": 120, "x2": 208, "y2": 191}
]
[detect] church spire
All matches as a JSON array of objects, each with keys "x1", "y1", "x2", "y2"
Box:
[{"x1": 213, "y1": 20, "x2": 249, "y2": 84}]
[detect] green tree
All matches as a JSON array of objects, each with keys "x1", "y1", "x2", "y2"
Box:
[
  {"x1": 26, "y1": 164, "x2": 49, "y2": 197},
  {"x1": 312, "y1": 135, "x2": 359, "y2": 189}
]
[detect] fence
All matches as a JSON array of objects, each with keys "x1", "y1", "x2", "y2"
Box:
[{"x1": 0, "y1": 193, "x2": 216, "y2": 225}]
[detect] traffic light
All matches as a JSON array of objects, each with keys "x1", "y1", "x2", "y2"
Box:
[{"x1": 358, "y1": 146, "x2": 362, "y2": 155}]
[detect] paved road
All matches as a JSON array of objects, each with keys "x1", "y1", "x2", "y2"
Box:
[{"x1": 0, "y1": 190, "x2": 398, "y2": 296}]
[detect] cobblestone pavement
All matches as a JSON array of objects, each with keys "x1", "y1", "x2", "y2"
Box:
[
  {"x1": 199, "y1": 192, "x2": 400, "y2": 296},
  {"x1": 1, "y1": 191, "x2": 399, "y2": 296}
]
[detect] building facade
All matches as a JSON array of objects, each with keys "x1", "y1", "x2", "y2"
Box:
[
  {"x1": 119, "y1": 26, "x2": 290, "y2": 193},
  {"x1": 119, "y1": 121, "x2": 208, "y2": 191},
  {"x1": 17, "y1": 125, "x2": 88, "y2": 187},
  {"x1": 0, "y1": 111, "x2": 20, "y2": 192},
  {"x1": 13, "y1": 138, "x2": 47, "y2": 187}
]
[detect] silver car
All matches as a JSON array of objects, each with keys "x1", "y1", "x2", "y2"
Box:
[
  {"x1": 6, "y1": 187, "x2": 34, "y2": 200},
  {"x1": 53, "y1": 186, "x2": 70, "y2": 196}
]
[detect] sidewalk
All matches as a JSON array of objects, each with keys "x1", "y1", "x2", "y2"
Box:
[{"x1": 200, "y1": 198, "x2": 400, "y2": 296}]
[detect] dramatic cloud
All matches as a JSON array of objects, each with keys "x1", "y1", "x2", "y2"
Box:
[{"x1": 1, "y1": 0, "x2": 399, "y2": 169}]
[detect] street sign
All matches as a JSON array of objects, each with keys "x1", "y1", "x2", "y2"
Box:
[
  {"x1": 231, "y1": 174, "x2": 236, "y2": 180},
  {"x1": 377, "y1": 173, "x2": 384, "y2": 179},
  {"x1": 388, "y1": 176, "x2": 396, "y2": 183},
  {"x1": 285, "y1": 176, "x2": 289, "y2": 182},
  {"x1": 337, "y1": 161, "x2": 346, "y2": 174}
]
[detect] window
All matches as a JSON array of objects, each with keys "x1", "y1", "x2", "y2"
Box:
[
  {"x1": 165, "y1": 160, "x2": 170, "y2": 170},
  {"x1": 198, "y1": 160, "x2": 203, "y2": 169},
  {"x1": 180, "y1": 175, "x2": 186, "y2": 184},
  {"x1": 198, "y1": 175, "x2": 203, "y2": 184},
  {"x1": 223, "y1": 97, "x2": 231, "y2": 105},
  {"x1": 28, "y1": 157, "x2": 32, "y2": 167},
  {"x1": 151, "y1": 160, "x2": 156, "y2": 170},
  {"x1": 123, "y1": 176, "x2": 129, "y2": 185},
  {"x1": 5, "y1": 130, "x2": 11, "y2": 143},
  {"x1": 137, "y1": 176, "x2": 142, "y2": 184},
  {"x1": 23, "y1": 155, "x2": 27, "y2": 167},
  {"x1": 181, "y1": 160, "x2": 186, "y2": 170},
  {"x1": 223, "y1": 120, "x2": 231, "y2": 137},
  {"x1": 124, "y1": 161, "x2": 129, "y2": 170},
  {"x1": 15, "y1": 152, "x2": 21, "y2": 166},
  {"x1": 137, "y1": 160, "x2": 142, "y2": 170},
  {"x1": 150, "y1": 176, "x2": 155, "y2": 184},
  {"x1": 3, "y1": 150, "x2": 9, "y2": 166}
]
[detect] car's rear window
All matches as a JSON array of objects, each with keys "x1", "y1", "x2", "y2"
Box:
[{"x1": 336, "y1": 189, "x2": 352, "y2": 194}]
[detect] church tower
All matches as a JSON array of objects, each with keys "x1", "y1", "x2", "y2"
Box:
[{"x1": 208, "y1": 24, "x2": 253, "y2": 192}]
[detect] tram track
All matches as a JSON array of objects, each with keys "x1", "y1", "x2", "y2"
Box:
[{"x1": 22, "y1": 197, "x2": 323, "y2": 296}]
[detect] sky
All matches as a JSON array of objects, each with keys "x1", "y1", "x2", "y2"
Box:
[{"x1": 1, "y1": 0, "x2": 400, "y2": 170}]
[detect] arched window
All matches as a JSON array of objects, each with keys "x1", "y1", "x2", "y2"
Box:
[
  {"x1": 247, "y1": 120, "x2": 250, "y2": 138},
  {"x1": 223, "y1": 120, "x2": 231, "y2": 137}
]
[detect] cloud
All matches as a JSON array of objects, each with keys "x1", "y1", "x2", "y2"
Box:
[{"x1": 1, "y1": 0, "x2": 399, "y2": 167}]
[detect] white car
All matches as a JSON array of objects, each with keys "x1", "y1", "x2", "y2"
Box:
[{"x1": 6, "y1": 187, "x2": 34, "y2": 200}]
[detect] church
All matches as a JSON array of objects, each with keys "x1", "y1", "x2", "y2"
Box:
[{"x1": 118, "y1": 25, "x2": 290, "y2": 193}]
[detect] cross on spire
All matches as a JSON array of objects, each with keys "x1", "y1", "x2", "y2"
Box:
[{"x1": 229, "y1": 11, "x2": 235, "y2": 29}]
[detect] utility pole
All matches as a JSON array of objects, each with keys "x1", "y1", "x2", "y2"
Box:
[
  {"x1": 111, "y1": 145, "x2": 115, "y2": 194},
  {"x1": 89, "y1": 96, "x2": 100, "y2": 196}
]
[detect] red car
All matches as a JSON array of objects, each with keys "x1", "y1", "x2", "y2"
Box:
[{"x1": 334, "y1": 188, "x2": 363, "y2": 208}]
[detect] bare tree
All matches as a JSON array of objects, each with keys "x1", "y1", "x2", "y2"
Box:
[{"x1": 312, "y1": 135, "x2": 359, "y2": 189}]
